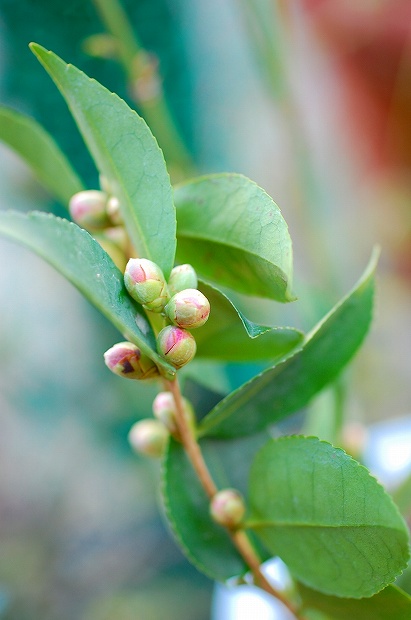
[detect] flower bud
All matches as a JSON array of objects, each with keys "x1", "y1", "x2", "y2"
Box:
[
  {"x1": 106, "y1": 196, "x2": 123, "y2": 225},
  {"x1": 168, "y1": 264, "x2": 198, "y2": 296},
  {"x1": 157, "y1": 326, "x2": 196, "y2": 369},
  {"x1": 69, "y1": 190, "x2": 109, "y2": 230},
  {"x1": 164, "y1": 289, "x2": 210, "y2": 329},
  {"x1": 104, "y1": 341, "x2": 159, "y2": 380},
  {"x1": 152, "y1": 391, "x2": 195, "y2": 437},
  {"x1": 95, "y1": 229, "x2": 128, "y2": 272},
  {"x1": 128, "y1": 419, "x2": 168, "y2": 458},
  {"x1": 124, "y1": 258, "x2": 169, "y2": 312},
  {"x1": 210, "y1": 489, "x2": 246, "y2": 529}
]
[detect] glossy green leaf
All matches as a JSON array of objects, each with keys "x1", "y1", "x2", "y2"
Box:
[
  {"x1": 298, "y1": 583, "x2": 411, "y2": 620},
  {"x1": 174, "y1": 174, "x2": 294, "y2": 301},
  {"x1": 199, "y1": 250, "x2": 378, "y2": 438},
  {"x1": 162, "y1": 433, "x2": 269, "y2": 581},
  {"x1": 0, "y1": 210, "x2": 175, "y2": 378},
  {"x1": 196, "y1": 282, "x2": 303, "y2": 362},
  {"x1": 30, "y1": 43, "x2": 176, "y2": 278},
  {"x1": 247, "y1": 436, "x2": 410, "y2": 598},
  {"x1": 0, "y1": 107, "x2": 84, "y2": 205}
]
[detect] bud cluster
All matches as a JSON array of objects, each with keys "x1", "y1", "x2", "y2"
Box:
[
  {"x1": 69, "y1": 179, "x2": 128, "y2": 269},
  {"x1": 123, "y1": 260, "x2": 210, "y2": 371}
]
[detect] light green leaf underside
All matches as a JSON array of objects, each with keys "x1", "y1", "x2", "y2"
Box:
[
  {"x1": 174, "y1": 173, "x2": 294, "y2": 301},
  {"x1": 248, "y1": 437, "x2": 410, "y2": 598},
  {"x1": 199, "y1": 249, "x2": 378, "y2": 438},
  {"x1": 0, "y1": 211, "x2": 175, "y2": 378},
  {"x1": 0, "y1": 106, "x2": 84, "y2": 205},
  {"x1": 30, "y1": 43, "x2": 176, "y2": 278},
  {"x1": 162, "y1": 433, "x2": 269, "y2": 581},
  {"x1": 298, "y1": 583, "x2": 411, "y2": 620},
  {"x1": 196, "y1": 282, "x2": 303, "y2": 362}
]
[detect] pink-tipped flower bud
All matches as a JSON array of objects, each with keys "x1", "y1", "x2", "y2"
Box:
[
  {"x1": 164, "y1": 289, "x2": 210, "y2": 330},
  {"x1": 128, "y1": 419, "x2": 168, "y2": 458},
  {"x1": 69, "y1": 190, "x2": 109, "y2": 230},
  {"x1": 124, "y1": 258, "x2": 169, "y2": 312},
  {"x1": 104, "y1": 341, "x2": 159, "y2": 380},
  {"x1": 168, "y1": 264, "x2": 198, "y2": 296},
  {"x1": 156, "y1": 326, "x2": 196, "y2": 369},
  {"x1": 210, "y1": 489, "x2": 246, "y2": 529},
  {"x1": 152, "y1": 391, "x2": 195, "y2": 437}
]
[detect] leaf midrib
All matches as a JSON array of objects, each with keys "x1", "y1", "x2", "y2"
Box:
[{"x1": 246, "y1": 520, "x2": 405, "y2": 532}]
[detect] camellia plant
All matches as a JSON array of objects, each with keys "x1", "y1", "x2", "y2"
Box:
[{"x1": 0, "y1": 44, "x2": 410, "y2": 619}]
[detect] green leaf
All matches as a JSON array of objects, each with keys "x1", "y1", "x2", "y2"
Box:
[
  {"x1": 162, "y1": 433, "x2": 269, "y2": 581},
  {"x1": 298, "y1": 583, "x2": 411, "y2": 620},
  {"x1": 199, "y1": 250, "x2": 378, "y2": 438},
  {"x1": 392, "y1": 471, "x2": 411, "y2": 518},
  {"x1": 0, "y1": 107, "x2": 84, "y2": 205},
  {"x1": 195, "y1": 282, "x2": 303, "y2": 362},
  {"x1": 174, "y1": 173, "x2": 294, "y2": 301},
  {"x1": 30, "y1": 43, "x2": 176, "y2": 278},
  {"x1": 247, "y1": 436, "x2": 410, "y2": 598},
  {"x1": 0, "y1": 211, "x2": 175, "y2": 379}
]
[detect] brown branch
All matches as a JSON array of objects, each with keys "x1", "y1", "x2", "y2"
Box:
[{"x1": 164, "y1": 376, "x2": 306, "y2": 620}]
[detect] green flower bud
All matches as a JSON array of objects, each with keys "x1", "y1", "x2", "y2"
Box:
[
  {"x1": 128, "y1": 419, "x2": 168, "y2": 458},
  {"x1": 106, "y1": 196, "x2": 123, "y2": 225},
  {"x1": 164, "y1": 289, "x2": 210, "y2": 329},
  {"x1": 168, "y1": 264, "x2": 198, "y2": 296},
  {"x1": 124, "y1": 258, "x2": 169, "y2": 312},
  {"x1": 156, "y1": 326, "x2": 196, "y2": 369},
  {"x1": 104, "y1": 341, "x2": 159, "y2": 380},
  {"x1": 210, "y1": 489, "x2": 246, "y2": 529},
  {"x1": 69, "y1": 190, "x2": 109, "y2": 230},
  {"x1": 152, "y1": 391, "x2": 195, "y2": 437}
]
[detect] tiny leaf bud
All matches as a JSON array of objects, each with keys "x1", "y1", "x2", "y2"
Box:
[
  {"x1": 69, "y1": 190, "x2": 109, "y2": 230},
  {"x1": 152, "y1": 391, "x2": 195, "y2": 437},
  {"x1": 168, "y1": 264, "x2": 198, "y2": 296},
  {"x1": 124, "y1": 258, "x2": 169, "y2": 312},
  {"x1": 104, "y1": 341, "x2": 159, "y2": 380},
  {"x1": 95, "y1": 229, "x2": 128, "y2": 272},
  {"x1": 99, "y1": 174, "x2": 112, "y2": 195},
  {"x1": 157, "y1": 326, "x2": 196, "y2": 369},
  {"x1": 210, "y1": 489, "x2": 246, "y2": 529},
  {"x1": 164, "y1": 289, "x2": 210, "y2": 329},
  {"x1": 128, "y1": 419, "x2": 168, "y2": 458}
]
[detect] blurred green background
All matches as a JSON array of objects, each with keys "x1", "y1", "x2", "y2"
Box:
[{"x1": 1, "y1": 0, "x2": 411, "y2": 618}]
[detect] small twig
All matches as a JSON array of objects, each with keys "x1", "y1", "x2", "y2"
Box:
[
  {"x1": 165, "y1": 377, "x2": 217, "y2": 498},
  {"x1": 164, "y1": 376, "x2": 306, "y2": 620}
]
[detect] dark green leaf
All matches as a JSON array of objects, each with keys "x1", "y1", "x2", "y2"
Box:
[
  {"x1": 174, "y1": 174, "x2": 294, "y2": 301},
  {"x1": 0, "y1": 211, "x2": 175, "y2": 379},
  {"x1": 298, "y1": 583, "x2": 411, "y2": 620},
  {"x1": 162, "y1": 433, "x2": 269, "y2": 581},
  {"x1": 196, "y1": 282, "x2": 303, "y2": 362},
  {"x1": 30, "y1": 43, "x2": 176, "y2": 278},
  {"x1": 0, "y1": 106, "x2": 84, "y2": 205},
  {"x1": 247, "y1": 436, "x2": 410, "y2": 598},
  {"x1": 199, "y1": 250, "x2": 378, "y2": 438}
]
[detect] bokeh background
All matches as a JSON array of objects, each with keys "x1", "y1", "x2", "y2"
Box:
[{"x1": 0, "y1": 1, "x2": 411, "y2": 618}]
